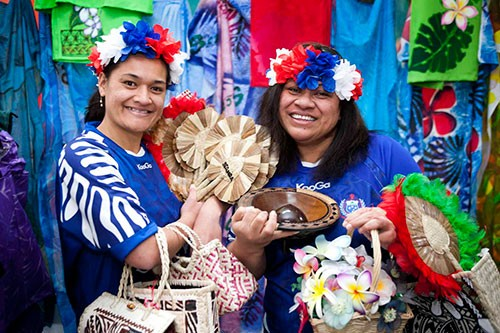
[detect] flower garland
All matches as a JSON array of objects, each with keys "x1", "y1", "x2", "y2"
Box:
[
  {"x1": 88, "y1": 20, "x2": 188, "y2": 85},
  {"x1": 290, "y1": 234, "x2": 410, "y2": 332},
  {"x1": 266, "y1": 44, "x2": 363, "y2": 101},
  {"x1": 379, "y1": 173, "x2": 485, "y2": 301}
]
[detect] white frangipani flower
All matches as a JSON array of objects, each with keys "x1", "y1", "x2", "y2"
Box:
[{"x1": 96, "y1": 26, "x2": 127, "y2": 66}]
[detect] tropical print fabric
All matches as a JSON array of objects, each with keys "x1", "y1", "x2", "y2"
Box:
[
  {"x1": 408, "y1": 0, "x2": 481, "y2": 89},
  {"x1": 34, "y1": 0, "x2": 153, "y2": 62}
]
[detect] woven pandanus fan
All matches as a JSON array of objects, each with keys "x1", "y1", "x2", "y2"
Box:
[
  {"x1": 379, "y1": 173, "x2": 485, "y2": 301},
  {"x1": 204, "y1": 115, "x2": 257, "y2": 161},
  {"x1": 160, "y1": 108, "x2": 279, "y2": 203},
  {"x1": 175, "y1": 107, "x2": 222, "y2": 170},
  {"x1": 162, "y1": 113, "x2": 194, "y2": 178},
  {"x1": 238, "y1": 187, "x2": 340, "y2": 237},
  {"x1": 405, "y1": 196, "x2": 460, "y2": 276},
  {"x1": 197, "y1": 139, "x2": 262, "y2": 203}
]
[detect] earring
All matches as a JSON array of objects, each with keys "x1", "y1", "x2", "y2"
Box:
[{"x1": 99, "y1": 96, "x2": 103, "y2": 108}]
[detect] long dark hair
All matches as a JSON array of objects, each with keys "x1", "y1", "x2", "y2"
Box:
[
  {"x1": 84, "y1": 58, "x2": 171, "y2": 123},
  {"x1": 257, "y1": 43, "x2": 369, "y2": 180}
]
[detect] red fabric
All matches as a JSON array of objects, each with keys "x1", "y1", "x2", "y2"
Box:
[
  {"x1": 250, "y1": 0, "x2": 332, "y2": 87},
  {"x1": 143, "y1": 136, "x2": 171, "y2": 183}
]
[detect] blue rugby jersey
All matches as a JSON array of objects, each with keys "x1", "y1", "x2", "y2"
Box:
[
  {"x1": 262, "y1": 133, "x2": 421, "y2": 333},
  {"x1": 56, "y1": 122, "x2": 182, "y2": 318}
]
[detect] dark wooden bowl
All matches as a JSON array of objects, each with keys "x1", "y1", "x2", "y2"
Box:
[{"x1": 237, "y1": 187, "x2": 340, "y2": 236}]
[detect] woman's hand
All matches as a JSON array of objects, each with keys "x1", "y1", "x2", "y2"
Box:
[
  {"x1": 193, "y1": 195, "x2": 225, "y2": 243},
  {"x1": 178, "y1": 186, "x2": 203, "y2": 228},
  {"x1": 342, "y1": 207, "x2": 396, "y2": 249},
  {"x1": 228, "y1": 206, "x2": 296, "y2": 278}
]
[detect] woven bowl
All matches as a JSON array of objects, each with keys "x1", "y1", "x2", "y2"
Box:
[{"x1": 237, "y1": 187, "x2": 340, "y2": 236}]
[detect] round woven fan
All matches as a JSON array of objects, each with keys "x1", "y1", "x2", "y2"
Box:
[
  {"x1": 255, "y1": 125, "x2": 271, "y2": 150},
  {"x1": 172, "y1": 137, "x2": 195, "y2": 172},
  {"x1": 250, "y1": 149, "x2": 270, "y2": 190},
  {"x1": 175, "y1": 107, "x2": 222, "y2": 170},
  {"x1": 379, "y1": 173, "x2": 484, "y2": 301},
  {"x1": 168, "y1": 172, "x2": 193, "y2": 201},
  {"x1": 204, "y1": 115, "x2": 257, "y2": 162},
  {"x1": 162, "y1": 114, "x2": 194, "y2": 178},
  {"x1": 203, "y1": 139, "x2": 262, "y2": 203},
  {"x1": 405, "y1": 196, "x2": 460, "y2": 276},
  {"x1": 267, "y1": 145, "x2": 279, "y2": 179}
]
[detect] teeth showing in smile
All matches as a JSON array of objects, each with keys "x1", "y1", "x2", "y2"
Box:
[
  {"x1": 127, "y1": 106, "x2": 152, "y2": 114},
  {"x1": 291, "y1": 113, "x2": 315, "y2": 121}
]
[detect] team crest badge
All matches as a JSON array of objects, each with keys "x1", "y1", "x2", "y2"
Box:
[{"x1": 339, "y1": 194, "x2": 366, "y2": 217}]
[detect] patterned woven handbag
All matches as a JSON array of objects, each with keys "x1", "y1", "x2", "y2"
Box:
[
  {"x1": 165, "y1": 222, "x2": 258, "y2": 314},
  {"x1": 131, "y1": 230, "x2": 220, "y2": 333},
  {"x1": 78, "y1": 263, "x2": 176, "y2": 333}
]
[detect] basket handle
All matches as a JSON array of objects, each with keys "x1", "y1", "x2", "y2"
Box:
[{"x1": 369, "y1": 229, "x2": 382, "y2": 292}]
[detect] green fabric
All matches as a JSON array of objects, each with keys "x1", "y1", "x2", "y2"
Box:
[
  {"x1": 49, "y1": 4, "x2": 151, "y2": 63},
  {"x1": 408, "y1": 0, "x2": 481, "y2": 88},
  {"x1": 35, "y1": 0, "x2": 152, "y2": 13}
]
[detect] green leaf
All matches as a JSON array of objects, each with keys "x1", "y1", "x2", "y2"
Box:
[{"x1": 409, "y1": 13, "x2": 472, "y2": 73}]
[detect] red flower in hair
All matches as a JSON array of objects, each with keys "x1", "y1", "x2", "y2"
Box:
[
  {"x1": 88, "y1": 47, "x2": 103, "y2": 75},
  {"x1": 146, "y1": 25, "x2": 181, "y2": 64},
  {"x1": 274, "y1": 45, "x2": 317, "y2": 84},
  {"x1": 351, "y1": 70, "x2": 363, "y2": 101}
]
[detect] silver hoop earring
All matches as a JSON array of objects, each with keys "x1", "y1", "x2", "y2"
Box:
[{"x1": 99, "y1": 96, "x2": 103, "y2": 108}]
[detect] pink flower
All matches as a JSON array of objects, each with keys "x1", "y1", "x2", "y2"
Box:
[
  {"x1": 293, "y1": 248, "x2": 319, "y2": 279},
  {"x1": 336, "y1": 270, "x2": 380, "y2": 315},
  {"x1": 441, "y1": 0, "x2": 478, "y2": 32}
]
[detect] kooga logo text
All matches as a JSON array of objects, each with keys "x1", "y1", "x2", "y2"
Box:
[
  {"x1": 296, "y1": 181, "x2": 331, "y2": 191},
  {"x1": 137, "y1": 162, "x2": 152, "y2": 170}
]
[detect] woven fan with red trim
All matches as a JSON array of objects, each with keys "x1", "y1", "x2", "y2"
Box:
[
  {"x1": 378, "y1": 173, "x2": 484, "y2": 301},
  {"x1": 144, "y1": 90, "x2": 207, "y2": 184}
]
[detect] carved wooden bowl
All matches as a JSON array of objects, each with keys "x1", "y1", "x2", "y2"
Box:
[{"x1": 237, "y1": 187, "x2": 340, "y2": 237}]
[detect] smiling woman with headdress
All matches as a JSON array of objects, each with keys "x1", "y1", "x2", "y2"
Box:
[{"x1": 56, "y1": 20, "x2": 224, "y2": 319}]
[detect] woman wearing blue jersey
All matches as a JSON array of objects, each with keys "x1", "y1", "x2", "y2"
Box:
[
  {"x1": 228, "y1": 43, "x2": 421, "y2": 333},
  {"x1": 56, "y1": 20, "x2": 224, "y2": 319}
]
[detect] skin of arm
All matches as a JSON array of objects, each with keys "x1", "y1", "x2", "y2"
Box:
[
  {"x1": 192, "y1": 195, "x2": 226, "y2": 244},
  {"x1": 228, "y1": 207, "x2": 296, "y2": 278},
  {"x1": 125, "y1": 186, "x2": 203, "y2": 270}
]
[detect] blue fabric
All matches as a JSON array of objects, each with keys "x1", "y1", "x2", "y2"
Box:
[
  {"x1": 0, "y1": 131, "x2": 53, "y2": 332},
  {"x1": 262, "y1": 133, "x2": 421, "y2": 333},
  {"x1": 333, "y1": 0, "x2": 398, "y2": 136},
  {"x1": 0, "y1": 0, "x2": 44, "y2": 230},
  {"x1": 38, "y1": 11, "x2": 98, "y2": 330},
  {"x1": 57, "y1": 122, "x2": 183, "y2": 318},
  {"x1": 144, "y1": 0, "x2": 193, "y2": 102},
  {"x1": 185, "y1": 0, "x2": 218, "y2": 104}
]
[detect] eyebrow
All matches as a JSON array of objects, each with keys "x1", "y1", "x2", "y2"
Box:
[{"x1": 122, "y1": 73, "x2": 167, "y2": 85}]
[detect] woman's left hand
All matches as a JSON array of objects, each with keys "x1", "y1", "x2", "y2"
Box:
[{"x1": 342, "y1": 207, "x2": 396, "y2": 249}]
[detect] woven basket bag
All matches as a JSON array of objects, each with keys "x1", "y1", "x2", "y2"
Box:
[
  {"x1": 456, "y1": 251, "x2": 500, "y2": 332},
  {"x1": 130, "y1": 230, "x2": 220, "y2": 333},
  {"x1": 310, "y1": 230, "x2": 413, "y2": 333}
]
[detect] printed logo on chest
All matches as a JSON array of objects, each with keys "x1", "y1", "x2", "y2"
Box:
[
  {"x1": 296, "y1": 181, "x2": 331, "y2": 191},
  {"x1": 339, "y1": 193, "x2": 366, "y2": 217},
  {"x1": 137, "y1": 162, "x2": 152, "y2": 170}
]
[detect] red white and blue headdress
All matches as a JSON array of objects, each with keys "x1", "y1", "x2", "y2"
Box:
[
  {"x1": 267, "y1": 45, "x2": 363, "y2": 101},
  {"x1": 88, "y1": 20, "x2": 188, "y2": 85}
]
